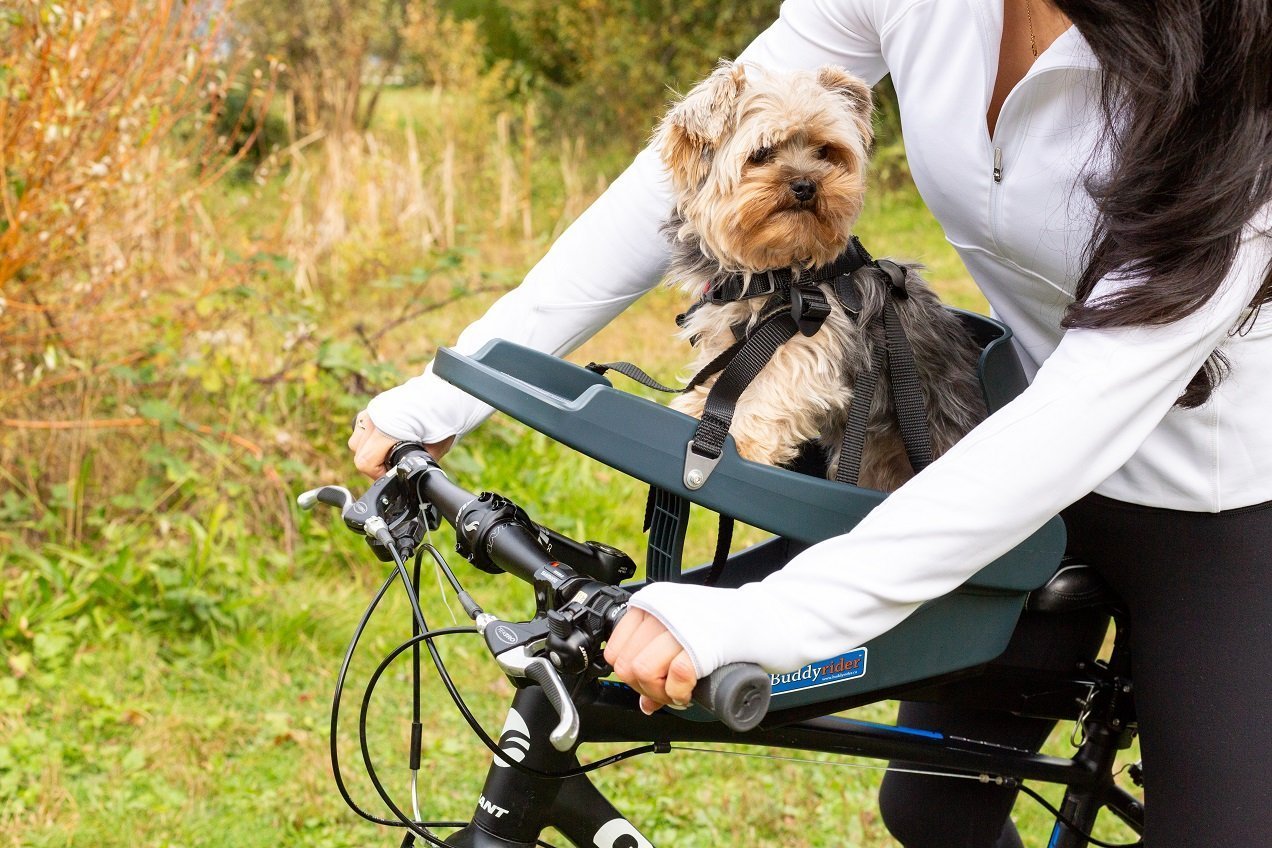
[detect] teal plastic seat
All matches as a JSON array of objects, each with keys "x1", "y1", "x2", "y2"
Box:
[{"x1": 433, "y1": 310, "x2": 1066, "y2": 711}]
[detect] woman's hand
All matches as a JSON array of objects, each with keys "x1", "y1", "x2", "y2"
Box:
[
  {"x1": 604, "y1": 607, "x2": 698, "y2": 715},
  {"x1": 347, "y1": 411, "x2": 454, "y2": 479}
]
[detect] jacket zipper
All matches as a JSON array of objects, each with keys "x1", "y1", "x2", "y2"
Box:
[{"x1": 992, "y1": 147, "x2": 1003, "y2": 183}]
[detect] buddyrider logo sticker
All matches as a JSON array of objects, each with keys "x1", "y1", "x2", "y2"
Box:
[{"x1": 770, "y1": 648, "x2": 867, "y2": 695}]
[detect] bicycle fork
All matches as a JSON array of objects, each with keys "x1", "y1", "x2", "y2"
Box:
[{"x1": 445, "y1": 686, "x2": 656, "y2": 848}]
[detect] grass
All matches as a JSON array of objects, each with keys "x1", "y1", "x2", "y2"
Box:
[{"x1": 0, "y1": 83, "x2": 1140, "y2": 846}]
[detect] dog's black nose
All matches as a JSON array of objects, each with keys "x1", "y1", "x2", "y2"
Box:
[{"x1": 790, "y1": 178, "x2": 817, "y2": 202}]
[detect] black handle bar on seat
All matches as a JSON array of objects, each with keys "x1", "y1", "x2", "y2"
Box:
[{"x1": 386, "y1": 442, "x2": 772, "y2": 732}]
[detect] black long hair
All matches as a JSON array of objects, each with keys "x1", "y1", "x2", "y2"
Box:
[{"x1": 1054, "y1": 0, "x2": 1272, "y2": 407}]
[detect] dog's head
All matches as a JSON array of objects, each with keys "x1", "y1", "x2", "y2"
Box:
[{"x1": 655, "y1": 62, "x2": 874, "y2": 271}]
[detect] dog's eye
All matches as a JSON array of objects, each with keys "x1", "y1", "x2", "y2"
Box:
[
  {"x1": 749, "y1": 147, "x2": 774, "y2": 165},
  {"x1": 814, "y1": 145, "x2": 830, "y2": 160}
]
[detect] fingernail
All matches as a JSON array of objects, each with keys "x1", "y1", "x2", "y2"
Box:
[{"x1": 667, "y1": 701, "x2": 690, "y2": 710}]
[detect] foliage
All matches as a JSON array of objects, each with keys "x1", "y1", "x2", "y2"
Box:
[
  {"x1": 213, "y1": 85, "x2": 293, "y2": 168},
  {"x1": 497, "y1": 0, "x2": 780, "y2": 139},
  {"x1": 0, "y1": 0, "x2": 275, "y2": 337},
  {"x1": 445, "y1": 2, "x2": 904, "y2": 163},
  {"x1": 231, "y1": 0, "x2": 403, "y2": 133}
]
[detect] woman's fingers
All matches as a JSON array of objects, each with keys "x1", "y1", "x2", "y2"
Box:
[
  {"x1": 347, "y1": 412, "x2": 369, "y2": 453},
  {"x1": 349, "y1": 412, "x2": 397, "y2": 479},
  {"x1": 623, "y1": 631, "x2": 687, "y2": 712},
  {"x1": 349, "y1": 411, "x2": 455, "y2": 478},
  {"x1": 603, "y1": 607, "x2": 647, "y2": 666},
  {"x1": 663, "y1": 649, "x2": 698, "y2": 707},
  {"x1": 605, "y1": 609, "x2": 697, "y2": 713}
]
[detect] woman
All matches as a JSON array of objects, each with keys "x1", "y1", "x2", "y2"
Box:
[{"x1": 349, "y1": 1, "x2": 1272, "y2": 845}]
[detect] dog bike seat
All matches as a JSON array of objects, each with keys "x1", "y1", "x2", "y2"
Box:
[{"x1": 433, "y1": 310, "x2": 1070, "y2": 715}]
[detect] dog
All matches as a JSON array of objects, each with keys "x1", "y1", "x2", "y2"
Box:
[{"x1": 655, "y1": 61, "x2": 987, "y2": 492}]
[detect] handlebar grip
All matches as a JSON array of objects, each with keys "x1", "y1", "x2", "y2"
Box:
[{"x1": 692, "y1": 663, "x2": 771, "y2": 732}]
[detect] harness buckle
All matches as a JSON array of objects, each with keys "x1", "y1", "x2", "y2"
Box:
[{"x1": 790, "y1": 285, "x2": 832, "y2": 336}]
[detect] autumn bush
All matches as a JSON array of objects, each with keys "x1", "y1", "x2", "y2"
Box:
[
  {"x1": 0, "y1": 0, "x2": 277, "y2": 503},
  {"x1": 0, "y1": 0, "x2": 610, "y2": 657}
]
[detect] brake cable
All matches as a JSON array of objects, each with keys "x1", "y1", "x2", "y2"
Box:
[
  {"x1": 349, "y1": 541, "x2": 662, "y2": 778},
  {"x1": 330, "y1": 531, "x2": 663, "y2": 845},
  {"x1": 329, "y1": 551, "x2": 565, "y2": 848}
]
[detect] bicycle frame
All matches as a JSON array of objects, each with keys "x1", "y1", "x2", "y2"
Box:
[{"x1": 444, "y1": 613, "x2": 1141, "y2": 848}]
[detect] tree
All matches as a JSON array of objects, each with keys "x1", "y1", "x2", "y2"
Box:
[{"x1": 234, "y1": 0, "x2": 412, "y2": 134}]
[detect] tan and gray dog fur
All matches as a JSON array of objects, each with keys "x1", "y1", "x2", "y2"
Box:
[{"x1": 656, "y1": 61, "x2": 986, "y2": 491}]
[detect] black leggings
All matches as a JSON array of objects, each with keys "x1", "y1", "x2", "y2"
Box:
[{"x1": 878, "y1": 493, "x2": 1272, "y2": 848}]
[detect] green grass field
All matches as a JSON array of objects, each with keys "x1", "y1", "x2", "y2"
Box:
[{"x1": 1, "y1": 86, "x2": 1141, "y2": 846}]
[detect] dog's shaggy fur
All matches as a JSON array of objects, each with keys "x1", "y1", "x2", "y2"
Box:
[{"x1": 656, "y1": 62, "x2": 987, "y2": 491}]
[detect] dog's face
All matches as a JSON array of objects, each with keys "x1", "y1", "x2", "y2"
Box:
[{"x1": 656, "y1": 63, "x2": 874, "y2": 271}]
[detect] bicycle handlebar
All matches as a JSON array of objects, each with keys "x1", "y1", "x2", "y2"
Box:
[{"x1": 307, "y1": 443, "x2": 771, "y2": 732}]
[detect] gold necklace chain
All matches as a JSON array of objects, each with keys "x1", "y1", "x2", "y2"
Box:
[{"x1": 1024, "y1": 0, "x2": 1039, "y2": 58}]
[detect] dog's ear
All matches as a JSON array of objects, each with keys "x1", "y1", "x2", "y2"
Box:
[
  {"x1": 656, "y1": 61, "x2": 748, "y2": 189},
  {"x1": 816, "y1": 65, "x2": 874, "y2": 145}
]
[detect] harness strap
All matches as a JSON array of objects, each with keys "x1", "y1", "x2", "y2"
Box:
[
  {"x1": 689, "y1": 309, "x2": 802, "y2": 462},
  {"x1": 587, "y1": 333, "x2": 750, "y2": 396},
  {"x1": 703, "y1": 514, "x2": 734, "y2": 587},
  {"x1": 881, "y1": 271, "x2": 935, "y2": 474},
  {"x1": 835, "y1": 321, "x2": 886, "y2": 486},
  {"x1": 835, "y1": 261, "x2": 934, "y2": 485},
  {"x1": 608, "y1": 242, "x2": 937, "y2": 583},
  {"x1": 704, "y1": 235, "x2": 873, "y2": 304}
]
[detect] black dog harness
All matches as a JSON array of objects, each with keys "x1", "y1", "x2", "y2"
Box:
[
  {"x1": 589, "y1": 238, "x2": 936, "y2": 585},
  {"x1": 590, "y1": 236, "x2": 934, "y2": 490}
]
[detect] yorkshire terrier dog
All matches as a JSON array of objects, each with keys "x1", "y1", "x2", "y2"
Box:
[{"x1": 657, "y1": 62, "x2": 986, "y2": 491}]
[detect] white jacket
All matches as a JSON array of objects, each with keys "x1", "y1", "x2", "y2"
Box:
[{"x1": 368, "y1": 0, "x2": 1272, "y2": 677}]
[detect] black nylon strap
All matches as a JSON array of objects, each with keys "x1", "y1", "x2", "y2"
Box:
[
  {"x1": 586, "y1": 360, "x2": 684, "y2": 394},
  {"x1": 690, "y1": 311, "x2": 801, "y2": 460},
  {"x1": 882, "y1": 292, "x2": 934, "y2": 473},
  {"x1": 832, "y1": 273, "x2": 863, "y2": 321},
  {"x1": 835, "y1": 324, "x2": 886, "y2": 486},
  {"x1": 588, "y1": 334, "x2": 751, "y2": 396},
  {"x1": 706, "y1": 236, "x2": 873, "y2": 304},
  {"x1": 702, "y1": 514, "x2": 735, "y2": 587},
  {"x1": 835, "y1": 268, "x2": 934, "y2": 485}
]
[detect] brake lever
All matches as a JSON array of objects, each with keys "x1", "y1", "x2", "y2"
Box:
[
  {"x1": 476, "y1": 615, "x2": 580, "y2": 752},
  {"x1": 298, "y1": 468, "x2": 425, "y2": 561},
  {"x1": 297, "y1": 485, "x2": 356, "y2": 515},
  {"x1": 299, "y1": 470, "x2": 398, "y2": 533},
  {"x1": 496, "y1": 643, "x2": 580, "y2": 752}
]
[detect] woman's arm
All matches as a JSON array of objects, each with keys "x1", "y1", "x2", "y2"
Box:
[
  {"x1": 362, "y1": 0, "x2": 893, "y2": 447},
  {"x1": 627, "y1": 224, "x2": 1272, "y2": 682}
]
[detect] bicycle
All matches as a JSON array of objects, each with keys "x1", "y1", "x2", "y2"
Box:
[{"x1": 301, "y1": 312, "x2": 1144, "y2": 848}]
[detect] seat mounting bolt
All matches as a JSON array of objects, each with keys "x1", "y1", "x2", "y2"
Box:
[{"x1": 686, "y1": 469, "x2": 705, "y2": 489}]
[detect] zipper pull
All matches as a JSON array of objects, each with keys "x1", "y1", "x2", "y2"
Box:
[{"x1": 993, "y1": 147, "x2": 1003, "y2": 183}]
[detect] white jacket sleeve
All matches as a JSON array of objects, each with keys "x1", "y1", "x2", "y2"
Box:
[
  {"x1": 632, "y1": 226, "x2": 1272, "y2": 678},
  {"x1": 365, "y1": 0, "x2": 890, "y2": 442}
]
